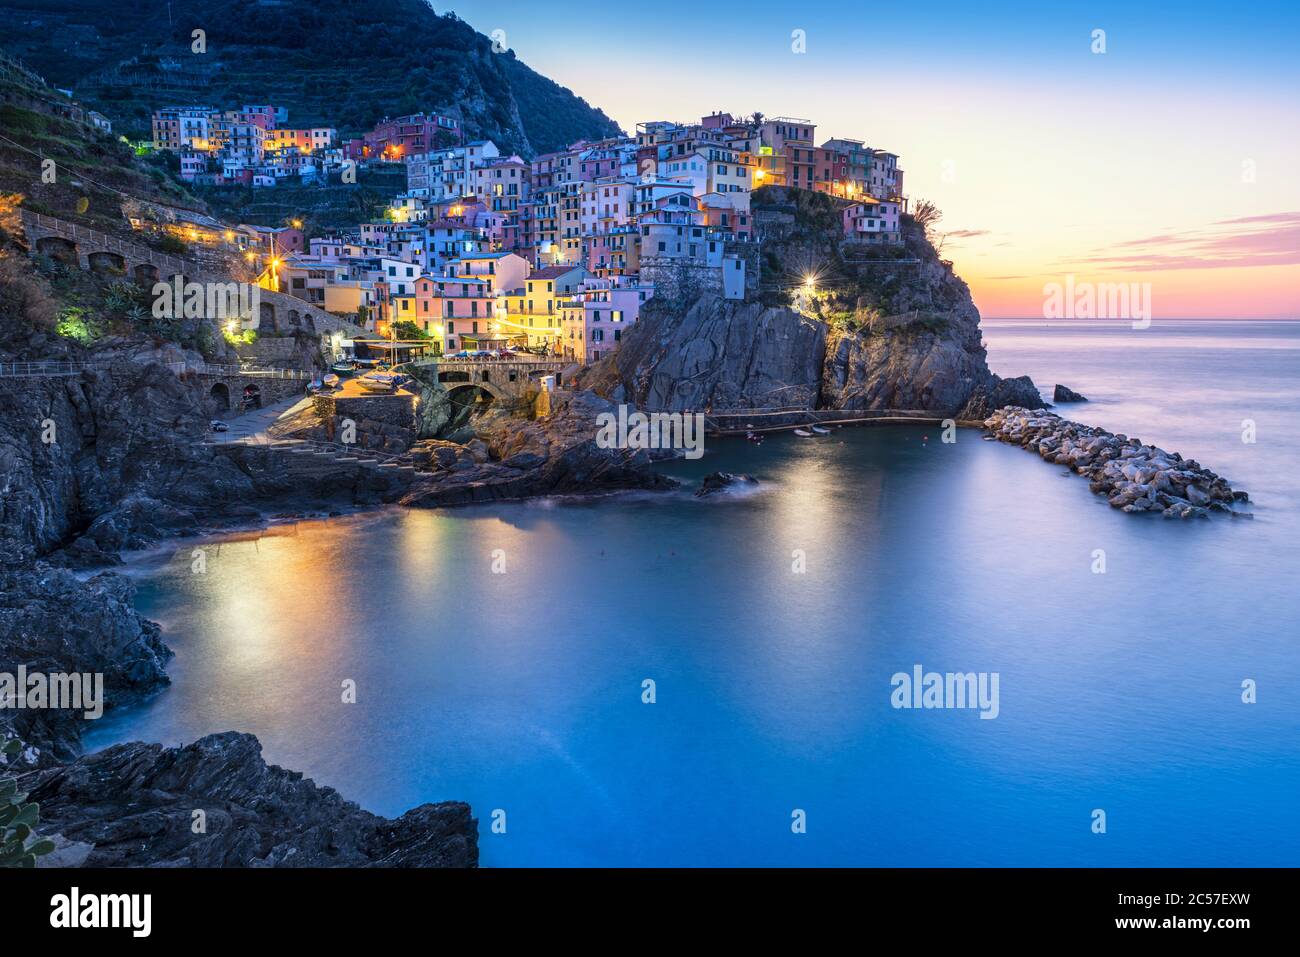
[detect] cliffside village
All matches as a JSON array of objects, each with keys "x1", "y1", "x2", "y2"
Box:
[{"x1": 148, "y1": 107, "x2": 908, "y2": 364}]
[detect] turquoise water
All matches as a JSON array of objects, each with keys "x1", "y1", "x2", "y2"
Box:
[{"x1": 88, "y1": 320, "x2": 1300, "y2": 866}]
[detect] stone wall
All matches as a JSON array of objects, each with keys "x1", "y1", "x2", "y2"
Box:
[{"x1": 312, "y1": 391, "x2": 418, "y2": 452}]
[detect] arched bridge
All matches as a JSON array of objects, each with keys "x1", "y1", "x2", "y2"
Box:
[
  {"x1": 406, "y1": 358, "x2": 568, "y2": 402},
  {"x1": 19, "y1": 210, "x2": 366, "y2": 340}
]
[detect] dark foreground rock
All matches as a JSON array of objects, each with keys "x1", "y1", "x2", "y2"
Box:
[
  {"x1": 1053, "y1": 383, "x2": 1088, "y2": 402},
  {"x1": 985, "y1": 407, "x2": 1249, "y2": 518},
  {"x1": 402, "y1": 390, "x2": 677, "y2": 507},
  {"x1": 696, "y1": 472, "x2": 758, "y2": 497},
  {"x1": 0, "y1": 566, "x2": 171, "y2": 764},
  {"x1": 23, "y1": 732, "x2": 478, "y2": 867}
]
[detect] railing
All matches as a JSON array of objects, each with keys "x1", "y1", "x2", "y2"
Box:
[
  {"x1": 1, "y1": 357, "x2": 315, "y2": 381},
  {"x1": 177, "y1": 361, "x2": 314, "y2": 379},
  {"x1": 20, "y1": 210, "x2": 194, "y2": 275},
  {"x1": 0, "y1": 360, "x2": 89, "y2": 377},
  {"x1": 685, "y1": 406, "x2": 943, "y2": 434},
  {"x1": 431, "y1": 358, "x2": 566, "y2": 367}
]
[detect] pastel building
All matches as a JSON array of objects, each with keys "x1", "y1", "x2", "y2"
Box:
[
  {"x1": 500, "y1": 264, "x2": 594, "y2": 347},
  {"x1": 842, "y1": 197, "x2": 902, "y2": 243},
  {"x1": 559, "y1": 278, "x2": 654, "y2": 364}
]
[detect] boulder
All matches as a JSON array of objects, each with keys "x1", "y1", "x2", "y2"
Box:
[
  {"x1": 1053, "y1": 383, "x2": 1088, "y2": 402},
  {"x1": 695, "y1": 472, "x2": 759, "y2": 497},
  {"x1": 23, "y1": 732, "x2": 477, "y2": 867}
]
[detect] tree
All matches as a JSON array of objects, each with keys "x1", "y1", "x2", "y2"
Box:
[
  {"x1": 912, "y1": 199, "x2": 942, "y2": 240},
  {"x1": 393, "y1": 320, "x2": 428, "y2": 340}
]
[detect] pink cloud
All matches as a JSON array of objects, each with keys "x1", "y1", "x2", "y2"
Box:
[{"x1": 1061, "y1": 212, "x2": 1300, "y2": 272}]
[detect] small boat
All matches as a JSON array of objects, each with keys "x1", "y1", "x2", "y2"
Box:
[
  {"x1": 810, "y1": 425, "x2": 831, "y2": 434},
  {"x1": 330, "y1": 360, "x2": 356, "y2": 375},
  {"x1": 793, "y1": 428, "x2": 815, "y2": 437},
  {"x1": 322, "y1": 373, "x2": 340, "y2": 388},
  {"x1": 357, "y1": 372, "x2": 401, "y2": 393}
]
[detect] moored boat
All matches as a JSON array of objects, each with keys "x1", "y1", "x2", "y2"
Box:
[{"x1": 357, "y1": 372, "x2": 401, "y2": 393}]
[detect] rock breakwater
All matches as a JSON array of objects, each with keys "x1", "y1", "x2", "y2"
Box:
[{"x1": 984, "y1": 408, "x2": 1250, "y2": 518}]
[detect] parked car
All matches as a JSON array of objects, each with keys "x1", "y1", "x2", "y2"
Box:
[{"x1": 209, "y1": 420, "x2": 229, "y2": 433}]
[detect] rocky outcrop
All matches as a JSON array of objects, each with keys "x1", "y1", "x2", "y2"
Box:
[
  {"x1": 401, "y1": 390, "x2": 676, "y2": 507},
  {"x1": 23, "y1": 732, "x2": 478, "y2": 867},
  {"x1": 0, "y1": 566, "x2": 170, "y2": 764},
  {"x1": 695, "y1": 472, "x2": 758, "y2": 497},
  {"x1": 1053, "y1": 383, "x2": 1088, "y2": 402},
  {"x1": 579, "y1": 297, "x2": 828, "y2": 412},
  {"x1": 984, "y1": 407, "x2": 1249, "y2": 518},
  {"x1": 0, "y1": 360, "x2": 256, "y2": 568},
  {"x1": 823, "y1": 322, "x2": 990, "y2": 414},
  {"x1": 957, "y1": 375, "x2": 1047, "y2": 420},
  {"x1": 581, "y1": 202, "x2": 1040, "y2": 419}
]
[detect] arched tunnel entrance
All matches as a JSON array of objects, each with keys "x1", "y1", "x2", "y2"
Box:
[
  {"x1": 209, "y1": 382, "x2": 230, "y2": 412},
  {"x1": 35, "y1": 236, "x2": 78, "y2": 266},
  {"x1": 440, "y1": 384, "x2": 497, "y2": 436}
]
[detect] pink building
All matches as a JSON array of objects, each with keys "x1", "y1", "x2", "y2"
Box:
[
  {"x1": 842, "y1": 198, "x2": 901, "y2": 243},
  {"x1": 344, "y1": 112, "x2": 462, "y2": 162}
]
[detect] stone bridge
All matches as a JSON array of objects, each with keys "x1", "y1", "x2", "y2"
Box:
[
  {"x1": 186, "y1": 364, "x2": 313, "y2": 414},
  {"x1": 406, "y1": 358, "x2": 569, "y2": 403},
  {"x1": 19, "y1": 210, "x2": 366, "y2": 342}
]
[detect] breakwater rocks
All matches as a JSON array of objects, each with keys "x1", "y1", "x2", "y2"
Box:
[
  {"x1": 984, "y1": 408, "x2": 1249, "y2": 518},
  {"x1": 24, "y1": 732, "x2": 478, "y2": 867}
]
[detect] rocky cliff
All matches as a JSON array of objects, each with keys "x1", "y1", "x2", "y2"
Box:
[
  {"x1": 582, "y1": 188, "x2": 1040, "y2": 419},
  {"x1": 23, "y1": 732, "x2": 478, "y2": 867},
  {"x1": 0, "y1": 566, "x2": 171, "y2": 764}
]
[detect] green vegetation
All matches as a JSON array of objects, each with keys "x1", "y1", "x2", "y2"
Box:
[
  {"x1": 54, "y1": 305, "x2": 101, "y2": 344},
  {"x1": 199, "y1": 167, "x2": 403, "y2": 229},
  {"x1": 753, "y1": 187, "x2": 962, "y2": 336},
  {"x1": 0, "y1": 0, "x2": 622, "y2": 157},
  {"x1": 0, "y1": 738, "x2": 55, "y2": 868},
  {"x1": 223, "y1": 327, "x2": 256, "y2": 346},
  {"x1": 393, "y1": 320, "x2": 429, "y2": 340}
]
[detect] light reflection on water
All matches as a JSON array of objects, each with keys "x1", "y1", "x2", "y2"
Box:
[{"x1": 87, "y1": 321, "x2": 1300, "y2": 866}]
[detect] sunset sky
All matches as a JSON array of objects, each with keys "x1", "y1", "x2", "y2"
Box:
[{"x1": 443, "y1": 1, "x2": 1299, "y2": 319}]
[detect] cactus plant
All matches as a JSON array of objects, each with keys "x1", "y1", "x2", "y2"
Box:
[{"x1": 0, "y1": 739, "x2": 54, "y2": 867}]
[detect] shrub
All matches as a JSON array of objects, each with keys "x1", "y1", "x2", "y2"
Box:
[
  {"x1": 54, "y1": 305, "x2": 101, "y2": 344},
  {"x1": 0, "y1": 739, "x2": 55, "y2": 868}
]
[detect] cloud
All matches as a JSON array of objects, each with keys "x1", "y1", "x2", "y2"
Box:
[
  {"x1": 944, "y1": 229, "x2": 990, "y2": 239},
  {"x1": 1062, "y1": 212, "x2": 1300, "y2": 272}
]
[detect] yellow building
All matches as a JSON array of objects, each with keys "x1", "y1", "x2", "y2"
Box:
[{"x1": 498, "y1": 264, "x2": 592, "y2": 349}]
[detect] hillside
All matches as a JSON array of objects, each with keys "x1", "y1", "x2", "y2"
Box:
[
  {"x1": 0, "y1": 0, "x2": 622, "y2": 157},
  {"x1": 580, "y1": 187, "x2": 1042, "y2": 418}
]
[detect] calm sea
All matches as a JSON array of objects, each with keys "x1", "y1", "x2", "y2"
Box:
[{"x1": 89, "y1": 320, "x2": 1300, "y2": 866}]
